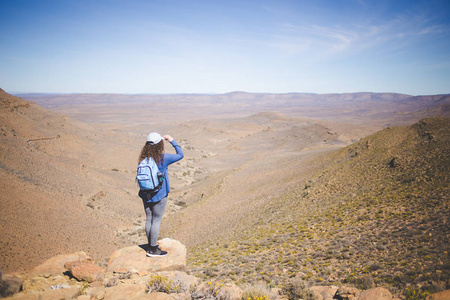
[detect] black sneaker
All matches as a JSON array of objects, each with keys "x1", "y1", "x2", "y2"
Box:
[{"x1": 146, "y1": 245, "x2": 167, "y2": 257}]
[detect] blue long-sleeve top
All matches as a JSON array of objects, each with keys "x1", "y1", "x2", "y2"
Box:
[{"x1": 145, "y1": 139, "x2": 184, "y2": 203}]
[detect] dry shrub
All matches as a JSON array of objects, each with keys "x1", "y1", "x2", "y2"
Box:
[
  {"x1": 404, "y1": 287, "x2": 431, "y2": 300},
  {"x1": 281, "y1": 278, "x2": 317, "y2": 300},
  {"x1": 242, "y1": 284, "x2": 274, "y2": 300},
  {"x1": 190, "y1": 281, "x2": 224, "y2": 299},
  {"x1": 148, "y1": 275, "x2": 184, "y2": 294}
]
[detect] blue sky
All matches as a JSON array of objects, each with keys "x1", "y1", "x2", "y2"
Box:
[{"x1": 1, "y1": 0, "x2": 449, "y2": 95}]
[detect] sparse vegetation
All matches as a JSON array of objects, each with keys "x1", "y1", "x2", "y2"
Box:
[
  {"x1": 190, "y1": 281, "x2": 224, "y2": 299},
  {"x1": 281, "y1": 278, "x2": 317, "y2": 300},
  {"x1": 76, "y1": 281, "x2": 89, "y2": 297},
  {"x1": 147, "y1": 275, "x2": 243, "y2": 300},
  {"x1": 148, "y1": 274, "x2": 184, "y2": 294},
  {"x1": 404, "y1": 286, "x2": 431, "y2": 300},
  {"x1": 241, "y1": 284, "x2": 274, "y2": 300},
  {"x1": 187, "y1": 117, "x2": 450, "y2": 296}
]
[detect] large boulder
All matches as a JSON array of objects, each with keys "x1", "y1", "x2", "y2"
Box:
[
  {"x1": 333, "y1": 286, "x2": 360, "y2": 299},
  {"x1": 310, "y1": 285, "x2": 339, "y2": 300},
  {"x1": 64, "y1": 260, "x2": 105, "y2": 283},
  {"x1": 0, "y1": 271, "x2": 24, "y2": 298},
  {"x1": 28, "y1": 251, "x2": 90, "y2": 278},
  {"x1": 359, "y1": 287, "x2": 392, "y2": 300},
  {"x1": 106, "y1": 239, "x2": 187, "y2": 274}
]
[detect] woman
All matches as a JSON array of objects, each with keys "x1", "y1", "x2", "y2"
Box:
[{"x1": 137, "y1": 132, "x2": 184, "y2": 257}]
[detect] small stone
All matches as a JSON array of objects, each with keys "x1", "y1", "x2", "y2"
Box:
[{"x1": 113, "y1": 267, "x2": 128, "y2": 274}]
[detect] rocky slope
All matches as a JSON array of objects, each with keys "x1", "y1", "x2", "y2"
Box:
[{"x1": 186, "y1": 117, "x2": 449, "y2": 297}]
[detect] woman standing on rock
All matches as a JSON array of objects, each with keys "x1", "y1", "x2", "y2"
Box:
[{"x1": 137, "y1": 132, "x2": 184, "y2": 257}]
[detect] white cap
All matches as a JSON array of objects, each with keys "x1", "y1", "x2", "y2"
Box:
[{"x1": 146, "y1": 132, "x2": 162, "y2": 145}]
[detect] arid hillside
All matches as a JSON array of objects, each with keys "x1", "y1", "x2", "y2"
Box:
[
  {"x1": 1, "y1": 89, "x2": 375, "y2": 274},
  {"x1": 0, "y1": 89, "x2": 142, "y2": 272},
  {"x1": 1, "y1": 88, "x2": 386, "y2": 274},
  {"x1": 186, "y1": 117, "x2": 449, "y2": 296},
  {"x1": 2, "y1": 88, "x2": 449, "y2": 298}
]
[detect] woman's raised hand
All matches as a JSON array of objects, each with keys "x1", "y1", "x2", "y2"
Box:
[{"x1": 162, "y1": 135, "x2": 174, "y2": 142}]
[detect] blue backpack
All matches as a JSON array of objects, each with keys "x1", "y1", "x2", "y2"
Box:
[{"x1": 136, "y1": 157, "x2": 164, "y2": 192}]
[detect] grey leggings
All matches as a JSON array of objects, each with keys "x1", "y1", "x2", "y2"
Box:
[{"x1": 143, "y1": 197, "x2": 167, "y2": 247}]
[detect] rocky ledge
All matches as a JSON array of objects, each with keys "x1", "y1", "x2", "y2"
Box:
[{"x1": 1, "y1": 239, "x2": 448, "y2": 300}]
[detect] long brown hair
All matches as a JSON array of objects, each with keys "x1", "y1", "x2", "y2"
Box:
[{"x1": 138, "y1": 140, "x2": 164, "y2": 165}]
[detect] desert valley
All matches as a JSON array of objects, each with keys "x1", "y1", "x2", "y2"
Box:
[{"x1": 0, "y1": 88, "x2": 449, "y2": 299}]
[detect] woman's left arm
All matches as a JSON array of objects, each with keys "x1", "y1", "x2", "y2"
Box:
[{"x1": 163, "y1": 135, "x2": 184, "y2": 166}]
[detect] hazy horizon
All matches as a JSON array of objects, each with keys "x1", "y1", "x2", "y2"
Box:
[{"x1": 9, "y1": 90, "x2": 450, "y2": 97}]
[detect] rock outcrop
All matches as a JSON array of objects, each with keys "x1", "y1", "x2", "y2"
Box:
[
  {"x1": 2, "y1": 239, "x2": 189, "y2": 299},
  {"x1": 106, "y1": 239, "x2": 187, "y2": 274}
]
